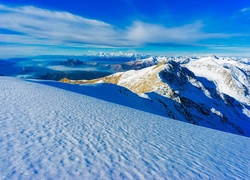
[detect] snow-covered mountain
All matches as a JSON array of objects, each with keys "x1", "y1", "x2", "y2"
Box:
[
  {"x1": 110, "y1": 56, "x2": 161, "y2": 71},
  {"x1": 61, "y1": 56, "x2": 250, "y2": 136},
  {"x1": 0, "y1": 76, "x2": 249, "y2": 179},
  {"x1": 185, "y1": 55, "x2": 250, "y2": 104}
]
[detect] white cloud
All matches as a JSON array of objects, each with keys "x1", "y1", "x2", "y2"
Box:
[
  {"x1": 241, "y1": 7, "x2": 250, "y2": 13},
  {"x1": 0, "y1": 4, "x2": 121, "y2": 46},
  {"x1": 126, "y1": 21, "x2": 236, "y2": 45},
  {"x1": 0, "y1": 4, "x2": 244, "y2": 51},
  {"x1": 232, "y1": 6, "x2": 250, "y2": 19}
]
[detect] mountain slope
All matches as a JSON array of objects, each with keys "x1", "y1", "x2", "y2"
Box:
[
  {"x1": 0, "y1": 77, "x2": 249, "y2": 179},
  {"x1": 185, "y1": 56, "x2": 250, "y2": 105},
  {"x1": 61, "y1": 57, "x2": 250, "y2": 136}
]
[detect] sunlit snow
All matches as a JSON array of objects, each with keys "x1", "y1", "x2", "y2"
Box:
[{"x1": 0, "y1": 77, "x2": 249, "y2": 179}]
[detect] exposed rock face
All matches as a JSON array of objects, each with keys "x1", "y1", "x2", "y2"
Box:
[{"x1": 185, "y1": 57, "x2": 250, "y2": 105}]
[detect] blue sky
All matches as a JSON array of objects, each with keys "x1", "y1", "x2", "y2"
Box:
[{"x1": 0, "y1": 0, "x2": 249, "y2": 57}]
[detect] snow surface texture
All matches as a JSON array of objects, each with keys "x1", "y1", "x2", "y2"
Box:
[{"x1": 0, "y1": 77, "x2": 249, "y2": 179}]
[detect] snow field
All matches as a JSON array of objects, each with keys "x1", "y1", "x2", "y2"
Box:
[{"x1": 0, "y1": 77, "x2": 249, "y2": 179}]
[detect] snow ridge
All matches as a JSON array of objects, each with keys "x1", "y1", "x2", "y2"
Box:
[{"x1": 61, "y1": 56, "x2": 250, "y2": 136}]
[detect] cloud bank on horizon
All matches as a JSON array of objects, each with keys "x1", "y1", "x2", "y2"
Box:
[{"x1": 0, "y1": 0, "x2": 249, "y2": 57}]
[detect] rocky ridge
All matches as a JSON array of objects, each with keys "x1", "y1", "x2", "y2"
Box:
[{"x1": 60, "y1": 56, "x2": 250, "y2": 136}]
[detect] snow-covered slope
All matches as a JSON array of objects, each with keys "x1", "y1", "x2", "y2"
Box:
[
  {"x1": 185, "y1": 56, "x2": 250, "y2": 105},
  {"x1": 61, "y1": 56, "x2": 250, "y2": 136},
  {"x1": 0, "y1": 77, "x2": 249, "y2": 179}
]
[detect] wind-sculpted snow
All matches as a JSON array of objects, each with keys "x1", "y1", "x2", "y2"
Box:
[{"x1": 0, "y1": 77, "x2": 249, "y2": 179}]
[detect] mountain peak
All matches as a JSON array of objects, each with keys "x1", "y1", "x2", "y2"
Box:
[{"x1": 209, "y1": 54, "x2": 219, "y2": 59}]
